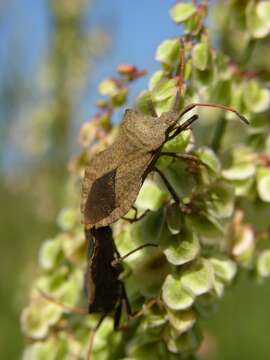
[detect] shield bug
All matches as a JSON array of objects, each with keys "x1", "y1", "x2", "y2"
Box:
[{"x1": 81, "y1": 101, "x2": 248, "y2": 229}]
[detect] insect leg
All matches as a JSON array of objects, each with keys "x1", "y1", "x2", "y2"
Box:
[
  {"x1": 40, "y1": 286, "x2": 107, "y2": 360},
  {"x1": 114, "y1": 301, "x2": 123, "y2": 330},
  {"x1": 168, "y1": 114, "x2": 199, "y2": 140},
  {"x1": 113, "y1": 282, "x2": 132, "y2": 330},
  {"x1": 87, "y1": 313, "x2": 107, "y2": 360},
  {"x1": 112, "y1": 244, "x2": 158, "y2": 268},
  {"x1": 121, "y1": 282, "x2": 132, "y2": 317},
  {"x1": 120, "y1": 243, "x2": 158, "y2": 260},
  {"x1": 152, "y1": 167, "x2": 181, "y2": 205},
  {"x1": 131, "y1": 205, "x2": 138, "y2": 218},
  {"x1": 160, "y1": 151, "x2": 203, "y2": 165},
  {"x1": 122, "y1": 209, "x2": 150, "y2": 223}
]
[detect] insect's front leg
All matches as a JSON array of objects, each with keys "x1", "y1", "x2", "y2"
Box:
[
  {"x1": 121, "y1": 206, "x2": 150, "y2": 223},
  {"x1": 112, "y1": 243, "x2": 158, "y2": 267},
  {"x1": 87, "y1": 313, "x2": 107, "y2": 360},
  {"x1": 167, "y1": 114, "x2": 199, "y2": 141}
]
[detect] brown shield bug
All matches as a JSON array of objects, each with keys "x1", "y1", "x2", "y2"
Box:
[{"x1": 81, "y1": 101, "x2": 248, "y2": 229}]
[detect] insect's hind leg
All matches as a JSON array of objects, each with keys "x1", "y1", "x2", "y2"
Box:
[
  {"x1": 121, "y1": 282, "x2": 132, "y2": 316},
  {"x1": 113, "y1": 282, "x2": 132, "y2": 330},
  {"x1": 87, "y1": 313, "x2": 107, "y2": 360}
]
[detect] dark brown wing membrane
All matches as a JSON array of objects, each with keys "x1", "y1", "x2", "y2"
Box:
[
  {"x1": 85, "y1": 227, "x2": 122, "y2": 313},
  {"x1": 84, "y1": 169, "x2": 117, "y2": 225}
]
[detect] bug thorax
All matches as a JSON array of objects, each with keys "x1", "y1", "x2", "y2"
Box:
[
  {"x1": 158, "y1": 110, "x2": 181, "y2": 134},
  {"x1": 121, "y1": 109, "x2": 174, "y2": 150}
]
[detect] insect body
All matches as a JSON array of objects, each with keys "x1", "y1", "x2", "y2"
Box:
[
  {"x1": 84, "y1": 226, "x2": 130, "y2": 325},
  {"x1": 81, "y1": 103, "x2": 248, "y2": 229}
]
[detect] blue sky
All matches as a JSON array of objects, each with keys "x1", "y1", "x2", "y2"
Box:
[
  {"x1": 0, "y1": 0, "x2": 178, "y2": 115},
  {"x1": 0, "y1": 0, "x2": 183, "y2": 166},
  {"x1": 83, "y1": 0, "x2": 179, "y2": 121}
]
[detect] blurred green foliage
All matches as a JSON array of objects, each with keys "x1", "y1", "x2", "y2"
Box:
[
  {"x1": 6, "y1": 0, "x2": 270, "y2": 359},
  {"x1": 0, "y1": 0, "x2": 106, "y2": 359}
]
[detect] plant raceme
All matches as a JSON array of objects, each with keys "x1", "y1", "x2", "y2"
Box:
[{"x1": 21, "y1": 1, "x2": 270, "y2": 359}]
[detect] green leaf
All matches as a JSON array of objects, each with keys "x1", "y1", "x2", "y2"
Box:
[
  {"x1": 57, "y1": 208, "x2": 77, "y2": 231},
  {"x1": 55, "y1": 269, "x2": 83, "y2": 306},
  {"x1": 213, "y1": 278, "x2": 225, "y2": 298},
  {"x1": 112, "y1": 88, "x2": 128, "y2": 107},
  {"x1": 246, "y1": 1, "x2": 270, "y2": 39},
  {"x1": 257, "y1": 250, "x2": 270, "y2": 277},
  {"x1": 169, "y1": 3, "x2": 196, "y2": 23},
  {"x1": 166, "y1": 328, "x2": 201, "y2": 354},
  {"x1": 181, "y1": 259, "x2": 215, "y2": 297},
  {"x1": 163, "y1": 129, "x2": 191, "y2": 153},
  {"x1": 243, "y1": 80, "x2": 270, "y2": 113},
  {"x1": 232, "y1": 225, "x2": 255, "y2": 267},
  {"x1": 62, "y1": 232, "x2": 85, "y2": 263},
  {"x1": 209, "y1": 180, "x2": 235, "y2": 219},
  {"x1": 131, "y1": 208, "x2": 166, "y2": 248},
  {"x1": 167, "y1": 309, "x2": 196, "y2": 334},
  {"x1": 160, "y1": 162, "x2": 195, "y2": 199},
  {"x1": 136, "y1": 90, "x2": 153, "y2": 115},
  {"x1": 98, "y1": 78, "x2": 118, "y2": 96},
  {"x1": 184, "y1": 58, "x2": 193, "y2": 80},
  {"x1": 210, "y1": 256, "x2": 237, "y2": 284},
  {"x1": 21, "y1": 300, "x2": 62, "y2": 339},
  {"x1": 39, "y1": 238, "x2": 63, "y2": 270},
  {"x1": 135, "y1": 179, "x2": 168, "y2": 211},
  {"x1": 187, "y1": 213, "x2": 223, "y2": 244},
  {"x1": 93, "y1": 318, "x2": 117, "y2": 351},
  {"x1": 149, "y1": 71, "x2": 164, "y2": 91},
  {"x1": 231, "y1": 178, "x2": 254, "y2": 197},
  {"x1": 166, "y1": 203, "x2": 182, "y2": 234},
  {"x1": 152, "y1": 78, "x2": 178, "y2": 102},
  {"x1": 156, "y1": 39, "x2": 180, "y2": 66},
  {"x1": 128, "y1": 342, "x2": 165, "y2": 360},
  {"x1": 162, "y1": 274, "x2": 195, "y2": 310},
  {"x1": 256, "y1": 167, "x2": 270, "y2": 202},
  {"x1": 144, "y1": 313, "x2": 167, "y2": 329},
  {"x1": 192, "y1": 43, "x2": 209, "y2": 71},
  {"x1": 155, "y1": 95, "x2": 178, "y2": 117},
  {"x1": 222, "y1": 163, "x2": 256, "y2": 180},
  {"x1": 195, "y1": 147, "x2": 221, "y2": 174},
  {"x1": 163, "y1": 229, "x2": 200, "y2": 266},
  {"x1": 22, "y1": 341, "x2": 57, "y2": 360},
  {"x1": 155, "y1": 154, "x2": 174, "y2": 170}
]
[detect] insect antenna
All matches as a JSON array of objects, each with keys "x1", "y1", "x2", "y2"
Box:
[{"x1": 177, "y1": 102, "x2": 249, "y2": 124}]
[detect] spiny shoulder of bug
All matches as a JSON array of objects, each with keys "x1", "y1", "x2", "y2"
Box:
[{"x1": 121, "y1": 102, "x2": 186, "y2": 141}]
